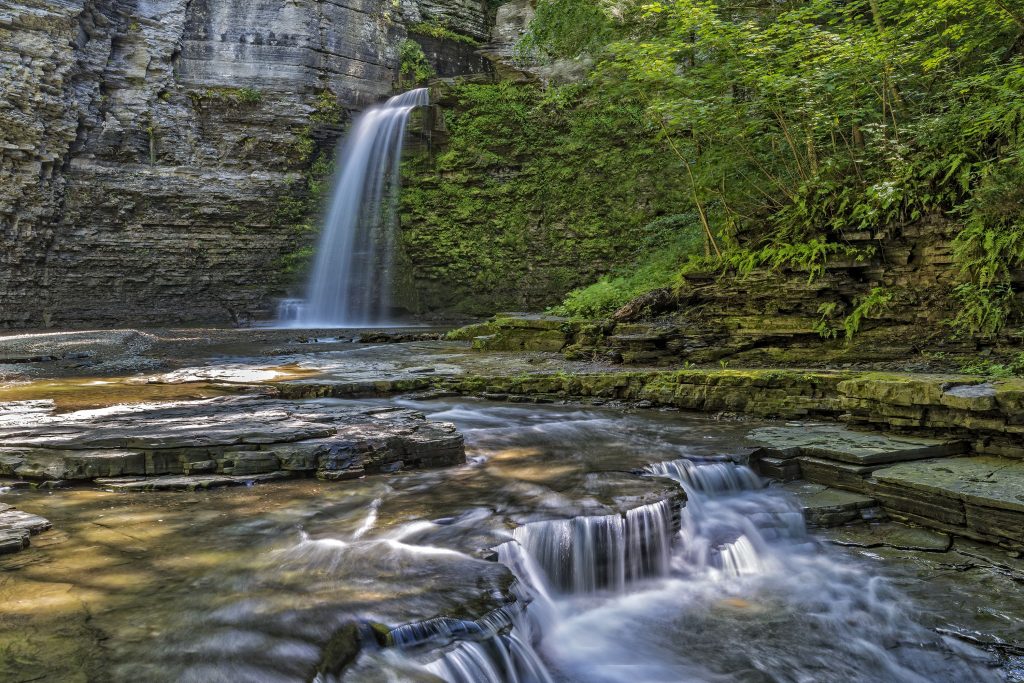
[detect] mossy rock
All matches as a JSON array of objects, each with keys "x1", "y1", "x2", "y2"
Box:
[
  {"x1": 472, "y1": 328, "x2": 567, "y2": 352},
  {"x1": 315, "y1": 621, "x2": 362, "y2": 677}
]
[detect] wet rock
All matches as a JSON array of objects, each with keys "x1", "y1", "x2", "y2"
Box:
[
  {"x1": 97, "y1": 472, "x2": 293, "y2": 491},
  {"x1": 0, "y1": 396, "x2": 465, "y2": 486},
  {"x1": 222, "y1": 452, "x2": 280, "y2": 476},
  {"x1": 316, "y1": 621, "x2": 362, "y2": 678},
  {"x1": 785, "y1": 455, "x2": 884, "y2": 494},
  {"x1": 0, "y1": 504, "x2": 52, "y2": 555},
  {"x1": 825, "y1": 523, "x2": 952, "y2": 551},
  {"x1": 942, "y1": 382, "x2": 998, "y2": 412},
  {"x1": 866, "y1": 457, "x2": 1024, "y2": 548},
  {"x1": 780, "y1": 481, "x2": 880, "y2": 527},
  {"x1": 874, "y1": 457, "x2": 1024, "y2": 514},
  {"x1": 182, "y1": 460, "x2": 218, "y2": 474},
  {"x1": 748, "y1": 423, "x2": 966, "y2": 465},
  {"x1": 271, "y1": 441, "x2": 329, "y2": 471},
  {"x1": 451, "y1": 314, "x2": 569, "y2": 353}
]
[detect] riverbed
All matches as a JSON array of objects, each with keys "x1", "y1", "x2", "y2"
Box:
[{"x1": 2, "y1": 398, "x2": 1020, "y2": 682}]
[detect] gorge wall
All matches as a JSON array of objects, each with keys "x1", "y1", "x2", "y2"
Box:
[
  {"x1": 396, "y1": 78, "x2": 692, "y2": 316},
  {"x1": 0, "y1": 0, "x2": 491, "y2": 327}
]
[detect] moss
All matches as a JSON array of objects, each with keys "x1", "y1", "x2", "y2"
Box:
[
  {"x1": 310, "y1": 88, "x2": 346, "y2": 125},
  {"x1": 399, "y1": 81, "x2": 689, "y2": 315},
  {"x1": 188, "y1": 87, "x2": 263, "y2": 106},
  {"x1": 316, "y1": 622, "x2": 361, "y2": 677},
  {"x1": 409, "y1": 22, "x2": 479, "y2": 45},
  {"x1": 398, "y1": 39, "x2": 434, "y2": 86},
  {"x1": 273, "y1": 127, "x2": 338, "y2": 284}
]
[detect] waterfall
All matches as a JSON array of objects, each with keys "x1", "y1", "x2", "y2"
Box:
[
  {"x1": 496, "y1": 500, "x2": 674, "y2": 595},
  {"x1": 645, "y1": 456, "x2": 762, "y2": 494},
  {"x1": 425, "y1": 633, "x2": 555, "y2": 683},
  {"x1": 645, "y1": 457, "x2": 804, "y2": 578},
  {"x1": 280, "y1": 88, "x2": 430, "y2": 327}
]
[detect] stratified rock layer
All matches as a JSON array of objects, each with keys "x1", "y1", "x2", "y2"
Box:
[
  {"x1": 0, "y1": 501, "x2": 51, "y2": 555},
  {"x1": 0, "y1": 396, "x2": 465, "y2": 482},
  {"x1": 0, "y1": 0, "x2": 490, "y2": 327}
]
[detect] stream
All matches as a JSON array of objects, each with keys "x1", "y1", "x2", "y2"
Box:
[{"x1": 0, "y1": 398, "x2": 1011, "y2": 682}]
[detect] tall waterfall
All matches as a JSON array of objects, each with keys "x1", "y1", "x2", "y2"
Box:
[{"x1": 279, "y1": 88, "x2": 430, "y2": 327}]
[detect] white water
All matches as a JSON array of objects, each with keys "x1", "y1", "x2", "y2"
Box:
[
  {"x1": 497, "y1": 500, "x2": 674, "y2": 596},
  {"x1": 486, "y1": 455, "x2": 998, "y2": 683},
  {"x1": 278, "y1": 88, "x2": 429, "y2": 328},
  {"x1": 325, "y1": 400, "x2": 998, "y2": 683}
]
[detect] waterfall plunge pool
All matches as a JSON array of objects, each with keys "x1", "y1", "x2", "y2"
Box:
[{"x1": 0, "y1": 399, "x2": 1020, "y2": 682}]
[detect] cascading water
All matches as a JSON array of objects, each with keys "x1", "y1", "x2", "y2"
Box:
[
  {"x1": 278, "y1": 88, "x2": 430, "y2": 327},
  {"x1": 490, "y1": 450, "x2": 998, "y2": 682},
  {"x1": 497, "y1": 500, "x2": 674, "y2": 596}
]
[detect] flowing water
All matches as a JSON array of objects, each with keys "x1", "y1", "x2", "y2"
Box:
[
  {"x1": 1, "y1": 399, "x2": 1014, "y2": 682},
  {"x1": 278, "y1": 89, "x2": 430, "y2": 327}
]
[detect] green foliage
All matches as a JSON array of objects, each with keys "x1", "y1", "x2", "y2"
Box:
[
  {"x1": 400, "y1": 81, "x2": 689, "y2": 313},
  {"x1": 409, "y1": 22, "x2": 479, "y2": 45},
  {"x1": 513, "y1": 0, "x2": 1024, "y2": 325},
  {"x1": 189, "y1": 87, "x2": 263, "y2": 106},
  {"x1": 950, "y1": 148, "x2": 1024, "y2": 334},
  {"x1": 293, "y1": 127, "x2": 315, "y2": 163},
  {"x1": 278, "y1": 245, "x2": 316, "y2": 278},
  {"x1": 516, "y1": 0, "x2": 616, "y2": 61},
  {"x1": 949, "y1": 283, "x2": 1014, "y2": 337},
  {"x1": 814, "y1": 302, "x2": 841, "y2": 339},
  {"x1": 844, "y1": 287, "x2": 894, "y2": 339},
  {"x1": 310, "y1": 89, "x2": 345, "y2": 125},
  {"x1": 552, "y1": 218, "x2": 704, "y2": 317},
  {"x1": 960, "y1": 352, "x2": 1024, "y2": 377},
  {"x1": 711, "y1": 240, "x2": 871, "y2": 283},
  {"x1": 276, "y1": 122, "x2": 338, "y2": 283},
  {"x1": 398, "y1": 40, "x2": 434, "y2": 86}
]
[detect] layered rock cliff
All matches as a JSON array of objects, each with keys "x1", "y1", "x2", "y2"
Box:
[{"x1": 0, "y1": 0, "x2": 490, "y2": 327}]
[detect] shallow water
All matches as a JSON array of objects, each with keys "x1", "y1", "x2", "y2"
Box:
[{"x1": 0, "y1": 399, "x2": 1014, "y2": 682}]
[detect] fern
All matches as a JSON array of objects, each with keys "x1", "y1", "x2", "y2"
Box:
[
  {"x1": 718, "y1": 239, "x2": 870, "y2": 283},
  {"x1": 950, "y1": 283, "x2": 1014, "y2": 337},
  {"x1": 844, "y1": 288, "x2": 893, "y2": 340},
  {"x1": 814, "y1": 302, "x2": 841, "y2": 339}
]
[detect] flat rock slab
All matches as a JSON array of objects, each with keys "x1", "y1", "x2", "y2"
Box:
[
  {"x1": 825, "y1": 523, "x2": 952, "y2": 552},
  {"x1": 873, "y1": 456, "x2": 1024, "y2": 514},
  {"x1": 749, "y1": 423, "x2": 966, "y2": 465},
  {"x1": 0, "y1": 399, "x2": 335, "y2": 449},
  {"x1": 96, "y1": 471, "x2": 293, "y2": 491},
  {"x1": 0, "y1": 396, "x2": 465, "y2": 482},
  {"x1": 779, "y1": 481, "x2": 878, "y2": 527},
  {"x1": 0, "y1": 505, "x2": 52, "y2": 555}
]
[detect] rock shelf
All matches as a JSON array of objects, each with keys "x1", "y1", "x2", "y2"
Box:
[
  {"x1": 0, "y1": 502, "x2": 51, "y2": 555},
  {"x1": 751, "y1": 427, "x2": 1024, "y2": 549},
  {"x1": 0, "y1": 396, "x2": 465, "y2": 485}
]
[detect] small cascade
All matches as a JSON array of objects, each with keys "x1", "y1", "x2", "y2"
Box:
[
  {"x1": 647, "y1": 457, "x2": 803, "y2": 578},
  {"x1": 645, "y1": 456, "x2": 762, "y2": 494},
  {"x1": 497, "y1": 500, "x2": 674, "y2": 595},
  {"x1": 389, "y1": 601, "x2": 555, "y2": 683},
  {"x1": 425, "y1": 632, "x2": 554, "y2": 683},
  {"x1": 283, "y1": 88, "x2": 430, "y2": 327},
  {"x1": 275, "y1": 297, "x2": 306, "y2": 324}
]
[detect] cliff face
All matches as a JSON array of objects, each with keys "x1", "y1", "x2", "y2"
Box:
[{"x1": 0, "y1": 0, "x2": 490, "y2": 327}]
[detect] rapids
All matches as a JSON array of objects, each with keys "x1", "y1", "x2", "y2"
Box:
[{"x1": 0, "y1": 399, "x2": 1012, "y2": 682}]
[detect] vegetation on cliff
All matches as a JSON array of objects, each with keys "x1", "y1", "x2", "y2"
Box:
[
  {"x1": 400, "y1": 81, "x2": 699, "y2": 314},
  {"x1": 508, "y1": 0, "x2": 1024, "y2": 331}
]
